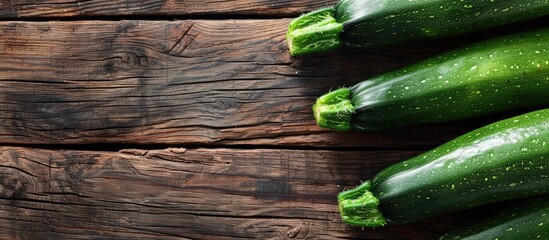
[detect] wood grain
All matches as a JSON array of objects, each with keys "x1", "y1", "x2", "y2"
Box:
[
  {"x1": 0, "y1": 147, "x2": 480, "y2": 239},
  {"x1": 0, "y1": 0, "x2": 336, "y2": 18},
  {"x1": 1, "y1": 3, "x2": 545, "y2": 240},
  {"x1": 0, "y1": 19, "x2": 498, "y2": 147}
]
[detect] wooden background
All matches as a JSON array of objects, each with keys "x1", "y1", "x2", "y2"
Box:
[{"x1": 0, "y1": 1, "x2": 547, "y2": 239}]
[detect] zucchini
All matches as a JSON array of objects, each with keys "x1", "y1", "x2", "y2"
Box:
[
  {"x1": 439, "y1": 196, "x2": 549, "y2": 240},
  {"x1": 313, "y1": 28, "x2": 549, "y2": 131},
  {"x1": 338, "y1": 109, "x2": 549, "y2": 227},
  {"x1": 286, "y1": 0, "x2": 549, "y2": 56}
]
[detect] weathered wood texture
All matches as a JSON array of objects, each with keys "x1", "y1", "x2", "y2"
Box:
[
  {"x1": 0, "y1": 19, "x2": 502, "y2": 147},
  {"x1": 0, "y1": 147, "x2": 480, "y2": 239},
  {"x1": 0, "y1": 0, "x2": 335, "y2": 18},
  {"x1": 2, "y1": 3, "x2": 547, "y2": 240}
]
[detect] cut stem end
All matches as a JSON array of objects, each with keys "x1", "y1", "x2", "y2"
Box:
[
  {"x1": 312, "y1": 88, "x2": 355, "y2": 131},
  {"x1": 338, "y1": 181, "x2": 387, "y2": 228},
  {"x1": 287, "y1": 7, "x2": 343, "y2": 56}
]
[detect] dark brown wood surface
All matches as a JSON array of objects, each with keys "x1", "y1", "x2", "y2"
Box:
[
  {"x1": 0, "y1": 19, "x2": 488, "y2": 148},
  {"x1": 0, "y1": 0, "x2": 335, "y2": 18},
  {"x1": 0, "y1": 147, "x2": 479, "y2": 240},
  {"x1": 0, "y1": 2, "x2": 547, "y2": 240}
]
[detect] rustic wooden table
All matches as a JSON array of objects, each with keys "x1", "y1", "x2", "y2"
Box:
[{"x1": 0, "y1": 1, "x2": 546, "y2": 239}]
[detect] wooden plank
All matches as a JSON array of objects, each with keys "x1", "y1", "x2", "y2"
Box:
[
  {"x1": 0, "y1": 147, "x2": 479, "y2": 239},
  {"x1": 0, "y1": 19, "x2": 499, "y2": 147},
  {"x1": 0, "y1": 0, "x2": 335, "y2": 18}
]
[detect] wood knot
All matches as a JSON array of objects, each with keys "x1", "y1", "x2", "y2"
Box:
[
  {"x1": 168, "y1": 148, "x2": 187, "y2": 154},
  {"x1": 119, "y1": 149, "x2": 149, "y2": 156},
  {"x1": 118, "y1": 52, "x2": 149, "y2": 68},
  {"x1": 287, "y1": 225, "x2": 310, "y2": 239},
  {"x1": 0, "y1": 173, "x2": 26, "y2": 199}
]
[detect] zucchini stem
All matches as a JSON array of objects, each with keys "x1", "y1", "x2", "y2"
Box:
[
  {"x1": 338, "y1": 181, "x2": 387, "y2": 227},
  {"x1": 312, "y1": 88, "x2": 355, "y2": 131},
  {"x1": 286, "y1": 7, "x2": 343, "y2": 56}
]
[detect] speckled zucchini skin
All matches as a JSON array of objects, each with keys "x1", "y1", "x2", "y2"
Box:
[
  {"x1": 338, "y1": 109, "x2": 549, "y2": 227},
  {"x1": 287, "y1": 0, "x2": 549, "y2": 56},
  {"x1": 336, "y1": 0, "x2": 549, "y2": 48},
  {"x1": 314, "y1": 29, "x2": 549, "y2": 132},
  {"x1": 373, "y1": 109, "x2": 549, "y2": 224},
  {"x1": 349, "y1": 28, "x2": 549, "y2": 131},
  {"x1": 439, "y1": 196, "x2": 549, "y2": 240}
]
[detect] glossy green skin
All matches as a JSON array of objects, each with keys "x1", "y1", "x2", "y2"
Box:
[
  {"x1": 440, "y1": 196, "x2": 549, "y2": 240},
  {"x1": 371, "y1": 109, "x2": 549, "y2": 224},
  {"x1": 335, "y1": 0, "x2": 549, "y2": 48},
  {"x1": 350, "y1": 28, "x2": 549, "y2": 131}
]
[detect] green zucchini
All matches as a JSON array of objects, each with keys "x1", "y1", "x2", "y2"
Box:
[
  {"x1": 286, "y1": 0, "x2": 549, "y2": 56},
  {"x1": 338, "y1": 108, "x2": 549, "y2": 227},
  {"x1": 439, "y1": 196, "x2": 549, "y2": 240},
  {"x1": 314, "y1": 28, "x2": 549, "y2": 132}
]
